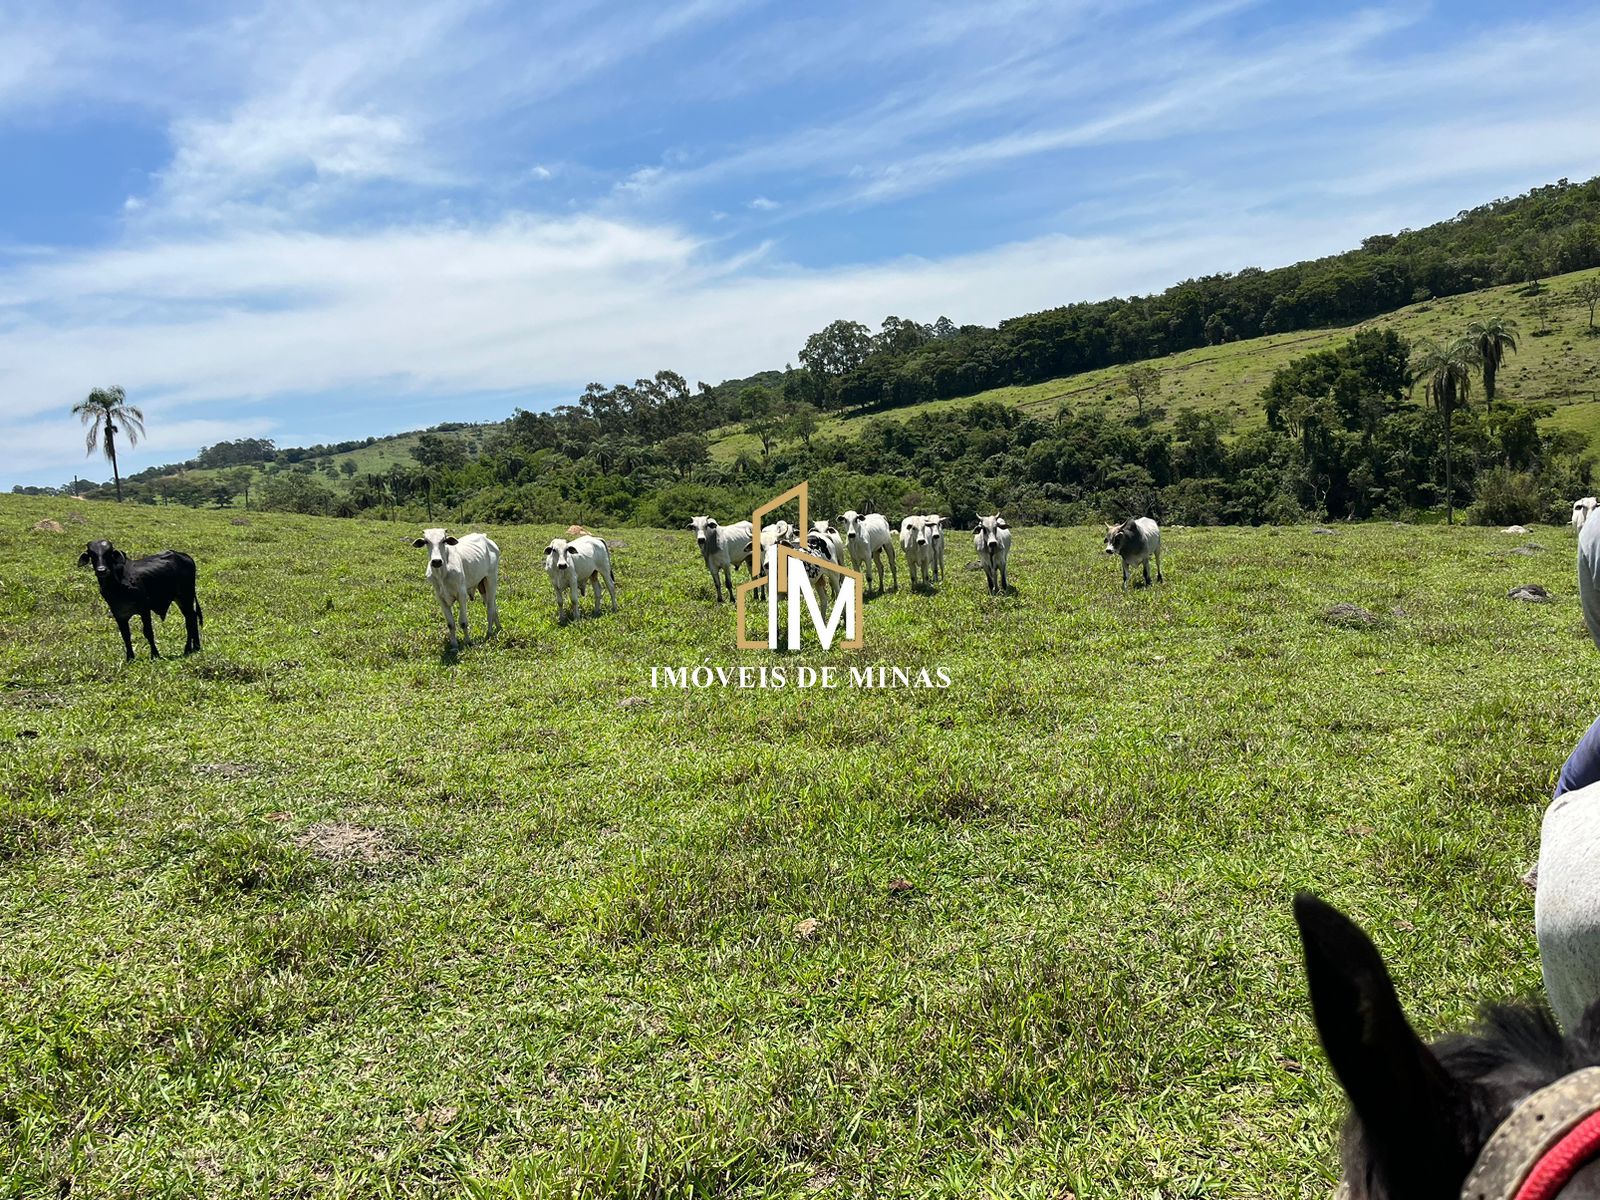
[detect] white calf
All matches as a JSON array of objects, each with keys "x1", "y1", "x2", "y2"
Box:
[
  {"x1": 899, "y1": 515, "x2": 935, "y2": 587},
  {"x1": 840, "y1": 510, "x2": 898, "y2": 593},
  {"x1": 545, "y1": 535, "x2": 618, "y2": 621},
  {"x1": 413, "y1": 527, "x2": 500, "y2": 651},
  {"x1": 1573, "y1": 497, "x2": 1597, "y2": 530},
  {"x1": 974, "y1": 514, "x2": 1012, "y2": 595},
  {"x1": 688, "y1": 516, "x2": 753, "y2": 602},
  {"x1": 924, "y1": 514, "x2": 947, "y2": 580}
]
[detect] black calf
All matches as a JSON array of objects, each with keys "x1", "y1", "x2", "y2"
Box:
[{"x1": 78, "y1": 539, "x2": 203, "y2": 660}]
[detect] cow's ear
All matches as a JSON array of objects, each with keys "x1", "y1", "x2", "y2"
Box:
[
  {"x1": 109, "y1": 549, "x2": 126, "y2": 566},
  {"x1": 443, "y1": 536, "x2": 458, "y2": 545},
  {"x1": 77, "y1": 550, "x2": 91, "y2": 566},
  {"x1": 412, "y1": 538, "x2": 427, "y2": 547}
]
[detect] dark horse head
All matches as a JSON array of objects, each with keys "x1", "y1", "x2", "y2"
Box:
[{"x1": 1296, "y1": 893, "x2": 1600, "y2": 1200}]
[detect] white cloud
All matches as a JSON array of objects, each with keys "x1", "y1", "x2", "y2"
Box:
[
  {"x1": 0, "y1": 206, "x2": 1387, "y2": 478},
  {"x1": 747, "y1": 196, "x2": 780, "y2": 211}
]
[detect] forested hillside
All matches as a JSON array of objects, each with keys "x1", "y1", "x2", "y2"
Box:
[{"x1": 33, "y1": 177, "x2": 1600, "y2": 527}]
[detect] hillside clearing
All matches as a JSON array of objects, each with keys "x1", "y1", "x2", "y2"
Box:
[
  {"x1": 710, "y1": 266, "x2": 1600, "y2": 462},
  {"x1": 0, "y1": 494, "x2": 1581, "y2": 1196}
]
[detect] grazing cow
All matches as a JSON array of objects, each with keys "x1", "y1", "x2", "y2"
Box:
[
  {"x1": 973, "y1": 515, "x2": 1012, "y2": 594},
  {"x1": 1574, "y1": 497, "x2": 1598, "y2": 530},
  {"x1": 1104, "y1": 517, "x2": 1163, "y2": 589},
  {"x1": 839, "y1": 510, "x2": 898, "y2": 593},
  {"x1": 899, "y1": 515, "x2": 935, "y2": 587},
  {"x1": 544, "y1": 535, "x2": 618, "y2": 621},
  {"x1": 413, "y1": 527, "x2": 500, "y2": 651},
  {"x1": 923, "y1": 514, "x2": 948, "y2": 580},
  {"x1": 1295, "y1": 890, "x2": 1600, "y2": 1199},
  {"x1": 688, "y1": 516, "x2": 753, "y2": 603},
  {"x1": 78, "y1": 539, "x2": 202, "y2": 660}
]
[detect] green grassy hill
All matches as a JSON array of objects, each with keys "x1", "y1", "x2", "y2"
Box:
[
  {"x1": 709, "y1": 266, "x2": 1600, "y2": 462},
  {"x1": 0, "y1": 492, "x2": 1577, "y2": 1194}
]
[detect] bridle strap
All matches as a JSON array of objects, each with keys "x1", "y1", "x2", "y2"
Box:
[{"x1": 1462, "y1": 1067, "x2": 1600, "y2": 1200}]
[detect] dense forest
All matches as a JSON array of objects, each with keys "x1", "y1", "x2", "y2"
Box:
[{"x1": 29, "y1": 176, "x2": 1600, "y2": 527}]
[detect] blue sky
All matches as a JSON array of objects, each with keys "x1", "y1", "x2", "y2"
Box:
[{"x1": 3, "y1": 0, "x2": 1599, "y2": 488}]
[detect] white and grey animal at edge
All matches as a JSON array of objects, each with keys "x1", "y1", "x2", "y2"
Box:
[
  {"x1": 839, "y1": 510, "x2": 898, "y2": 593},
  {"x1": 544, "y1": 535, "x2": 618, "y2": 621},
  {"x1": 413, "y1": 527, "x2": 501, "y2": 651},
  {"x1": 688, "y1": 515, "x2": 753, "y2": 602},
  {"x1": 1573, "y1": 497, "x2": 1598, "y2": 530}
]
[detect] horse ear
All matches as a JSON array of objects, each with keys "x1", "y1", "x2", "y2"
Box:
[{"x1": 1293, "y1": 893, "x2": 1472, "y2": 1196}]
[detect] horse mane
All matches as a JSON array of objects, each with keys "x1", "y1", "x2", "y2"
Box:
[{"x1": 1339, "y1": 1000, "x2": 1600, "y2": 1200}]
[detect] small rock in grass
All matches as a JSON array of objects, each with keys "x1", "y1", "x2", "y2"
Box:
[
  {"x1": 1507, "y1": 546, "x2": 1541, "y2": 556},
  {"x1": 31, "y1": 519, "x2": 63, "y2": 533},
  {"x1": 1508, "y1": 584, "x2": 1552, "y2": 603},
  {"x1": 793, "y1": 917, "x2": 820, "y2": 940},
  {"x1": 230, "y1": 517, "x2": 251, "y2": 526},
  {"x1": 618, "y1": 696, "x2": 649, "y2": 710},
  {"x1": 887, "y1": 877, "x2": 915, "y2": 895},
  {"x1": 1322, "y1": 603, "x2": 1379, "y2": 629},
  {"x1": 1311, "y1": 527, "x2": 1339, "y2": 536},
  {"x1": 1503, "y1": 525, "x2": 1529, "y2": 534}
]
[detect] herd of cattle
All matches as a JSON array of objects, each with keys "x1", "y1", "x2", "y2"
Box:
[{"x1": 70, "y1": 510, "x2": 1169, "y2": 659}]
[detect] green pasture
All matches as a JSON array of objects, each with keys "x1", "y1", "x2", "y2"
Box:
[{"x1": 0, "y1": 494, "x2": 1587, "y2": 1196}]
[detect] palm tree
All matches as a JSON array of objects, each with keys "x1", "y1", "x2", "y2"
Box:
[
  {"x1": 72, "y1": 386, "x2": 145, "y2": 502},
  {"x1": 1410, "y1": 337, "x2": 1481, "y2": 525},
  {"x1": 1466, "y1": 316, "x2": 1519, "y2": 409}
]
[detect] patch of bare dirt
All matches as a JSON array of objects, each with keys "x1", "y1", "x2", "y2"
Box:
[{"x1": 294, "y1": 821, "x2": 400, "y2": 864}]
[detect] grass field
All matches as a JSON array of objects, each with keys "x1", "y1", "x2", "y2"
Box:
[
  {"x1": 1, "y1": 494, "x2": 1588, "y2": 1196},
  {"x1": 708, "y1": 266, "x2": 1600, "y2": 463}
]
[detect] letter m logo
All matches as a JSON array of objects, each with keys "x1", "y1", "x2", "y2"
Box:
[{"x1": 734, "y1": 481, "x2": 864, "y2": 650}]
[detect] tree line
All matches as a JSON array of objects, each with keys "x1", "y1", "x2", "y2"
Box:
[{"x1": 35, "y1": 176, "x2": 1600, "y2": 526}]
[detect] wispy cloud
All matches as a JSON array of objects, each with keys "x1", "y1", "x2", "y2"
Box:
[{"x1": 3, "y1": 0, "x2": 1600, "y2": 486}]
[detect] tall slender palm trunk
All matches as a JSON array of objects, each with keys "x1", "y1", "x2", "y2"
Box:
[
  {"x1": 107, "y1": 423, "x2": 123, "y2": 502},
  {"x1": 1443, "y1": 400, "x2": 1454, "y2": 526}
]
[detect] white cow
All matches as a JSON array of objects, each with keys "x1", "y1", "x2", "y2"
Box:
[
  {"x1": 688, "y1": 516, "x2": 753, "y2": 603},
  {"x1": 545, "y1": 535, "x2": 618, "y2": 621},
  {"x1": 1573, "y1": 497, "x2": 1597, "y2": 530},
  {"x1": 809, "y1": 519, "x2": 845, "y2": 570},
  {"x1": 839, "y1": 510, "x2": 898, "y2": 593},
  {"x1": 413, "y1": 527, "x2": 501, "y2": 651},
  {"x1": 924, "y1": 514, "x2": 948, "y2": 581},
  {"x1": 899, "y1": 515, "x2": 935, "y2": 587},
  {"x1": 1103, "y1": 517, "x2": 1163, "y2": 590},
  {"x1": 974, "y1": 514, "x2": 1013, "y2": 595}
]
